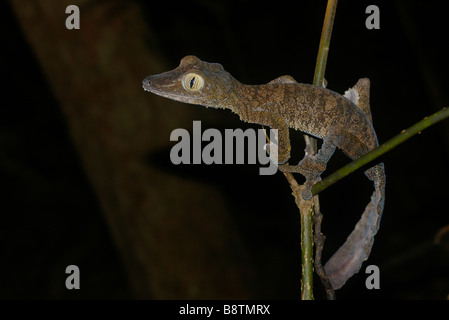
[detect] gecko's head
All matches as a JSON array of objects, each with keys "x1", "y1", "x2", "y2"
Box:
[{"x1": 142, "y1": 55, "x2": 236, "y2": 108}]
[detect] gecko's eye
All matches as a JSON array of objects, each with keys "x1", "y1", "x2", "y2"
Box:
[{"x1": 183, "y1": 73, "x2": 204, "y2": 92}]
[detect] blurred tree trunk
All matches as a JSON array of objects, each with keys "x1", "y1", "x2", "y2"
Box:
[{"x1": 10, "y1": 0, "x2": 250, "y2": 298}]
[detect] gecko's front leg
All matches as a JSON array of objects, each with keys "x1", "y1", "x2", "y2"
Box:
[
  {"x1": 279, "y1": 153, "x2": 326, "y2": 200},
  {"x1": 279, "y1": 127, "x2": 342, "y2": 200},
  {"x1": 251, "y1": 111, "x2": 291, "y2": 164}
]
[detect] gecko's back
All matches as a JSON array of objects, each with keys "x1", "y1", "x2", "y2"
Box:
[{"x1": 238, "y1": 82, "x2": 379, "y2": 160}]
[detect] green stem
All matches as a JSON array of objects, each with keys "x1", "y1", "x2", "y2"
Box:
[
  {"x1": 312, "y1": 107, "x2": 449, "y2": 196},
  {"x1": 308, "y1": 0, "x2": 338, "y2": 154},
  {"x1": 299, "y1": 0, "x2": 338, "y2": 300},
  {"x1": 313, "y1": 0, "x2": 338, "y2": 87}
]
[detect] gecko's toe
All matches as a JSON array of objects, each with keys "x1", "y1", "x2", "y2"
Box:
[
  {"x1": 301, "y1": 188, "x2": 313, "y2": 201},
  {"x1": 301, "y1": 176, "x2": 322, "y2": 200}
]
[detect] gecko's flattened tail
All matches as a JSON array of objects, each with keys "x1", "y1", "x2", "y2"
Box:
[{"x1": 324, "y1": 163, "x2": 385, "y2": 290}]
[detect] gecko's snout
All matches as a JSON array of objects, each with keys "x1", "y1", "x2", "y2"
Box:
[{"x1": 142, "y1": 77, "x2": 152, "y2": 91}]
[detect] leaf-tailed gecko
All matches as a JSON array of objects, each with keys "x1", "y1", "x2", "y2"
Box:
[{"x1": 142, "y1": 55, "x2": 386, "y2": 290}]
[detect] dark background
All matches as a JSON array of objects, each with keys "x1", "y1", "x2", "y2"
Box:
[{"x1": 1, "y1": 0, "x2": 448, "y2": 299}]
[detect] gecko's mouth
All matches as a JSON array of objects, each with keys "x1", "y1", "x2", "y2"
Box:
[
  {"x1": 142, "y1": 75, "x2": 189, "y2": 103},
  {"x1": 142, "y1": 76, "x2": 168, "y2": 96}
]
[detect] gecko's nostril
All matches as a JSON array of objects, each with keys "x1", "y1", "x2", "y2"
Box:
[{"x1": 142, "y1": 77, "x2": 152, "y2": 89}]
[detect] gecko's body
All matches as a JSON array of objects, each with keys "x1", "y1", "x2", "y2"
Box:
[{"x1": 143, "y1": 56, "x2": 386, "y2": 290}]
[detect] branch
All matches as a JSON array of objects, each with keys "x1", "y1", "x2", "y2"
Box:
[
  {"x1": 313, "y1": 0, "x2": 338, "y2": 87},
  {"x1": 291, "y1": 0, "x2": 338, "y2": 300}
]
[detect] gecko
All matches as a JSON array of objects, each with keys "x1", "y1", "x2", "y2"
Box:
[{"x1": 142, "y1": 55, "x2": 386, "y2": 290}]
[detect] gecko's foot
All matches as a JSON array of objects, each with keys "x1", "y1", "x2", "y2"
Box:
[
  {"x1": 300, "y1": 155, "x2": 326, "y2": 173},
  {"x1": 301, "y1": 176, "x2": 322, "y2": 200},
  {"x1": 302, "y1": 190, "x2": 313, "y2": 200},
  {"x1": 278, "y1": 155, "x2": 326, "y2": 176},
  {"x1": 277, "y1": 166, "x2": 321, "y2": 200},
  {"x1": 279, "y1": 155, "x2": 324, "y2": 200}
]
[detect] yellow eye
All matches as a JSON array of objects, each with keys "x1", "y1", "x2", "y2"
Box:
[{"x1": 183, "y1": 73, "x2": 204, "y2": 92}]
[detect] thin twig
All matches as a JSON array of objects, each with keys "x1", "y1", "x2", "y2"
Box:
[
  {"x1": 284, "y1": 172, "x2": 314, "y2": 300},
  {"x1": 313, "y1": 196, "x2": 336, "y2": 300},
  {"x1": 307, "y1": 0, "x2": 338, "y2": 299},
  {"x1": 313, "y1": 0, "x2": 338, "y2": 86}
]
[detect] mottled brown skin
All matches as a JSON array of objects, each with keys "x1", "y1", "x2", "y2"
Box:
[{"x1": 143, "y1": 55, "x2": 386, "y2": 290}]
